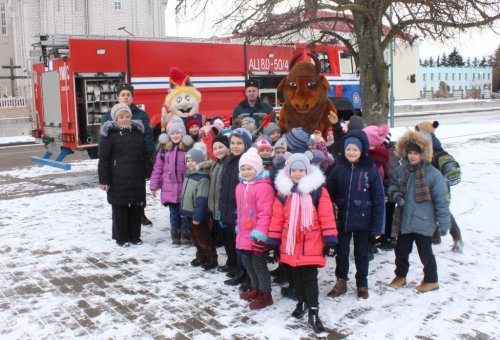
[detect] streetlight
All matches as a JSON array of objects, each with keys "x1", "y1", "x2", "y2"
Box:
[{"x1": 118, "y1": 27, "x2": 135, "y2": 36}]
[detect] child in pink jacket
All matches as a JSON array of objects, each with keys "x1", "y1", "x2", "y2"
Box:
[{"x1": 235, "y1": 148, "x2": 275, "y2": 310}]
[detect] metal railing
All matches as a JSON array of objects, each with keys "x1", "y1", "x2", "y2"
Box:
[{"x1": 0, "y1": 97, "x2": 27, "y2": 108}]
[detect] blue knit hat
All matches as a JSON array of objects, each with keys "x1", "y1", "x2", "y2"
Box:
[
  {"x1": 344, "y1": 136, "x2": 363, "y2": 153},
  {"x1": 285, "y1": 127, "x2": 311, "y2": 153},
  {"x1": 230, "y1": 128, "x2": 252, "y2": 151}
]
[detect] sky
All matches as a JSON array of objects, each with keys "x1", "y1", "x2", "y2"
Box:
[
  {"x1": 165, "y1": 3, "x2": 500, "y2": 61},
  {"x1": 1, "y1": 120, "x2": 500, "y2": 338}
]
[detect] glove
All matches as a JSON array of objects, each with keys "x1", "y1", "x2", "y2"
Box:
[
  {"x1": 252, "y1": 240, "x2": 269, "y2": 255},
  {"x1": 394, "y1": 194, "x2": 405, "y2": 207},
  {"x1": 323, "y1": 244, "x2": 337, "y2": 257},
  {"x1": 267, "y1": 248, "x2": 279, "y2": 263}
]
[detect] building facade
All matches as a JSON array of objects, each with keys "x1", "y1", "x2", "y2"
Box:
[
  {"x1": 5, "y1": 0, "x2": 167, "y2": 97},
  {"x1": 419, "y1": 66, "x2": 493, "y2": 99},
  {"x1": 0, "y1": 0, "x2": 15, "y2": 96}
]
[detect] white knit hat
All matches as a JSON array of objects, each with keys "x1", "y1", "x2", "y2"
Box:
[
  {"x1": 110, "y1": 103, "x2": 132, "y2": 122},
  {"x1": 239, "y1": 147, "x2": 263, "y2": 174}
]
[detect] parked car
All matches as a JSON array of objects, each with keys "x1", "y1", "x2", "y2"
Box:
[{"x1": 491, "y1": 91, "x2": 499, "y2": 99}]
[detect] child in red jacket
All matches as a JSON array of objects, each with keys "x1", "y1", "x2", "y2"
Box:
[{"x1": 268, "y1": 152, "x2": 338, "y2": 337}]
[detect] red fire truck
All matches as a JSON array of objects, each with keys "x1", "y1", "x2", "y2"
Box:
[{"x1": 30, "y1": 34, "x2": 360, "y2": 169}]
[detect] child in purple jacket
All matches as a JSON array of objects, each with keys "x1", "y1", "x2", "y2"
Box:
[{"x1": 150, "y1": 118, "x2": 193, "y2": 246}]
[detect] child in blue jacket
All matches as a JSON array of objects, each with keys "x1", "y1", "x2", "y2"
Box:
[{"x1": 326, "y1": 129, "x2": 385, "y2": 299}]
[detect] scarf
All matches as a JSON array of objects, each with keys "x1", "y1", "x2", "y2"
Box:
[
  {"x1": 391, "y1": 162, "x2": 431, "y2": 238},
  {"x1": 286, "y1": 192, "x2": 314, "y2": 256}
]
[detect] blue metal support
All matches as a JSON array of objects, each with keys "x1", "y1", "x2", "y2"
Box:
[{"x1": 30, "y1": 147, "x2": 73, "y2": 170}]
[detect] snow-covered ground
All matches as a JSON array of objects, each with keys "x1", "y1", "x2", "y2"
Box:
[{"x1": 1, "y1": 121, "x2": 500, "y2": 339}]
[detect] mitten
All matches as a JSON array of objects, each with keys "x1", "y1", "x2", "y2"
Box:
[
  {"x1": 267, "y1": 248, "x2": 279, "y2": 263},
  {"x1": 323, "y1": 244, "x2": 337, "y2": 257},
  {"x1": 252, "y1": 240, "x2": 269, "y2": 255},
  {"x1": 394, "y1": 194, "x2": 405, "y2": 207},
  {"x1": 440, "y1": 229, "x2": 448, "y2": 236}
]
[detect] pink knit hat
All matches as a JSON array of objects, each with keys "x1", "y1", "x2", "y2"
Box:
[
  {"x1": 255, "y1": 137, "x2": 273, "y2": 152},
  {"x1": 363, "y1": 124, "x2": 390, "y2": 148},
  {"x1": 239, "y1": 148, "x2": 263, "y2": 174}
]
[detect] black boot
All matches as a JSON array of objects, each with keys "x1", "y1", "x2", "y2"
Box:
[
  {"x1": 141, "y1": 213, "x2": 153, "y2": 227},
  {"x1": 308, "y1": 307, "x2": 327, "y2": 337},
  {"x1": 291, "y1": 298, "x2": 306, "y2": 318},
  {"x1": 224, "y1": 269, "x2": 245, "y2": 286},
  {"x1": 281, "y1": 286, "x2": 297, "y2": 300}
]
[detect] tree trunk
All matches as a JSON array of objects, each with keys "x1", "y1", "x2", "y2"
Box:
[{"x1": 353, "y1": 8, "x2": 389, "y2": 126}]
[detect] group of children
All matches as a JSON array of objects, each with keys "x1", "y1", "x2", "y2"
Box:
[{"x1": 98, "y1": 103, "x2": 453, "y2": 337}]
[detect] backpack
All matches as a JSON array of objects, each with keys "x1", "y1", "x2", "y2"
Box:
[{"x1": 432, "y1": 150, "x2": 461, "y2": 186}]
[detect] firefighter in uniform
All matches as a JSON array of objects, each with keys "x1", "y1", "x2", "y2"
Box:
[{"x1": 232, "y1": 79, "x2": 275, "y2": 129}]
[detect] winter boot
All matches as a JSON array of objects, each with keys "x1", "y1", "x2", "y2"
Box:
[
  {"x1": 308, "y1": 307, "x2": 327, "y2": 338},
  {"x1": 141, "y1": 214, "x2": 153, "y2": 227},
  {"x1": 249, "y1": 290, "x2": 273, "y2": 310},
  {"x1": 327, "y1": 278, "x2": 347, "y2": 298},
  {"x1": 171, "y1": 229, "x2": 181, "y2": 247},
  {"x1": 224, "y1": 269, "x2": 245, "y2": 286},
  {"x1": 416, "y1": 281, "x2": 439, "y2": 293},
  {"x1": 357, "y1": 287, "x2": 369, "y2": 299},
  {"x1": 291, "y1": 297, "x2": 306, "y2": 319},
  {"x1": 388, "y1": 276, "x2": 407, "y2": 289},
  {"x1": 240, "y1": 287, "x2": 258, "y2": 301},
  {"x1": 201, "y1": 258, "x2": 218, "y2": 271},
  {"x1": 281, "y1": 286, "x2": 298, "y2": 300}
]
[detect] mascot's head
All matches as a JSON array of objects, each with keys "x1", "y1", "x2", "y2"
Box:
[
  {"x1": 277, "y1": 53, "x2": 331, "y2": 114},
  {"x1": 164, "y1": 67, "x2": 202, "y2": 118}
]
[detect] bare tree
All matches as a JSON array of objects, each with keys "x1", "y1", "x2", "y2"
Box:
[{"x1": 176, "y1": 0, "x2": 500, "y2": 125}]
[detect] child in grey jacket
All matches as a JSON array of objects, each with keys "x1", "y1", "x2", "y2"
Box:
[{"x1": 387, "y1": 130, "x2": 451, "y2": 293}]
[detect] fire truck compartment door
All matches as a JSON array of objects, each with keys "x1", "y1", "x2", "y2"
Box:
[{"x1": 41, "y1": 71, "x2": 62, "y2": 127}]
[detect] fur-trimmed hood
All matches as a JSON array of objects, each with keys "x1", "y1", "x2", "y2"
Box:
[
  {"x1": 275, "y1": 164, "x2": 324, "y2": 196},
  {"x1": 396, "y1": 130, "x2": 433, "y2": 162},
  {"x1": 99, "y1": 120, "x2": 144, "y2": 137}
]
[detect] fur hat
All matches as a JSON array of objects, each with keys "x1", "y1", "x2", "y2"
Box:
[
  {"x1": 255, "y1": 137, "x2": 273, "y2": 152},
  {"x1": 110, "y1": 103, "x2": 132, "y2": 122},
  {"x1": 363, "y1": 124, "x2": 390, "y2": 147},
  {"x1": 347, "y1": 115, "x2": 366, "y2": 131},
  {"x1": 239, "y1": 148, "x2": 263, "y2": 174},
  {"x1": 230, "y1": 128, "x2": 252, "y2": 151},
  {"x1": 274, "y1": 137, "x2": 287, "y2": 151},
  {"x1": 245, "y1": 79, "x2": 260, "y2": 89},
  {"x1": 415, "y1": 121, "x2": 439, "y2": 134},
  {"x1": 116, "y1": 83, "x2": 134, "y2": 97},
  {"x1": 185, "y1": 117, "x2": 200, "y2": 131},
  {"x1": 396, "y1": 130, "x2": 433, "y2": 162},
  {"x1": 263, "y1": 122, "x2": 281, "y2": 136},
  {"x1": 285, "y1": 127, "x2": 311, "y2": 153},
  {"x1": 212, "y1": 134, "x2": 230, "y2": 149},
  {"x1": 185, "y1": 147, "x2": 206, "y2": 164},
  {"x1": 284, "y1": 151, "x2": 313, "y2": 175}
]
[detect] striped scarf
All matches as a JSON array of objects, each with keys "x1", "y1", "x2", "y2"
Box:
[
  {"x1": 286, "y1": 192, "x2": 314, "y2": 256},
  {"x1": 391, "y1": 162, "x2": 431, "y2": 238}
]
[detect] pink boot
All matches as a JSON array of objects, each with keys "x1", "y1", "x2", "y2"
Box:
[
  {"x1": 249, "y1": 290, "x2": 273, "y2": 310},
  {"x1": 240, "y1": 287, "x2": 258, "y2": 301}
]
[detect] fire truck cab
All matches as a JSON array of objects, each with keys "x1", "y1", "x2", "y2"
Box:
[{"x1": 30, "y1": 34, "x2": 360, "y2": 169}]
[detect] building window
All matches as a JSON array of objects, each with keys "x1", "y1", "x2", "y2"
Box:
[
  {"x1": 445, "y1": 73, "x2": 448, "y2": 81},
  {"x1": 473, "y1": 73, "x2": 475, "y2": 81},
  {"x1": 0, "y1": 2, "x2": 6, "y2": 36},
  {"x1": 488, "y1": 73, "x2": 490, "y2": 80},
  {"x1": 438, "y1": 73, "x2": 441, "y2": 81},
  {"x1": 465, "y1": 73, "x2": 468, "y2": 80},
  {"x1": 431, "y1": 73, "x2": 434, "y2": 81},
  {"x1": 423, "y1": 74, "x2": 426, "y2": 81},
  {"x1": 114, "y1": 0, "x2": 122, "y2": 10},
  {"x1": 459, "y1": 73, "x2": 461, "y2": 81},
  {"x1": 452, "y1": 73, "x2": 455, "y2": 81}
]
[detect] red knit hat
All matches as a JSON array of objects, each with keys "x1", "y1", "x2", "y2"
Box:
[{"x1": 185, "y1": 117, "x2": 200, "y2": 130}]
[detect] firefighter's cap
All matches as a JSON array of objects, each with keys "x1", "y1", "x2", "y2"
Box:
[
  {"x1": 245, "y1": 79, "x2": 260, "y2": 89},
  {"x1": 116, "y1": 83, "x2": 134, "y2": 96}
]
